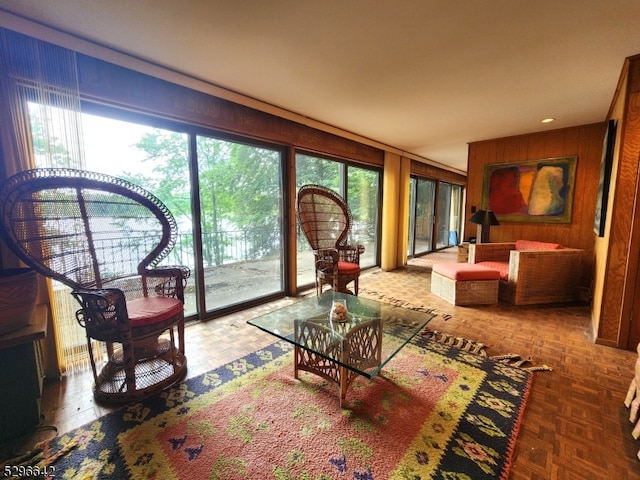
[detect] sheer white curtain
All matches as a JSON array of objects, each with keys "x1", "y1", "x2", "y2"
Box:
[
  {"x1": 0, "y1": 29, "x2": 85, "y2": 171},
  {"x1": 0, "y1": 28, "x2": 93, "y2": 375}
]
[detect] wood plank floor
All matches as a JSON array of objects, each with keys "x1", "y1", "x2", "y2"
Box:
[{"x1": 3, "y1": 249, "x2": 640, "y2": 479}]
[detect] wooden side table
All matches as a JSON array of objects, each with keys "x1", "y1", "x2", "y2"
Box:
[
  {"x1": 0, "y1": 305, "x2": 47, "y2": 442},
  {"x1": 457, "y1": 242, "x2": 470, "y2": 262}
]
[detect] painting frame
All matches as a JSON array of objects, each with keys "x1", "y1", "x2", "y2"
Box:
[
  {"x1": 593, "y1": 119, "x2": 617, "y2": 237},
  {"x1": 481, "y1": 156, "x2": 578, "y2": 223}
]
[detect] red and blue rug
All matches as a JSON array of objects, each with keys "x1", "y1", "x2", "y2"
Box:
[{"x1": 27, "y1": 333, "x2": 533, "y2": 479}]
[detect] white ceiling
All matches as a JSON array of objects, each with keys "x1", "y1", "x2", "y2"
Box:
[{"x1": 2, "y1": 0, "x2": 640, "y2": 173}]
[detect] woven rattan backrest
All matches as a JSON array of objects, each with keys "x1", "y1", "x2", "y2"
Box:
[
  {"x1": 297, "y1": 184, "x2": 351, "y2": 250},
  {"x1": 0, "y1": 168, "x2": 177, "y2": 291}
]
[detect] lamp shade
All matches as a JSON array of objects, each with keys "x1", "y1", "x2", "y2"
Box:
[{"x1": 469, "y1": 209, "x2": 500, "y2": 226}]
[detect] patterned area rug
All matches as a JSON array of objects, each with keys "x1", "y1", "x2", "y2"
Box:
[
  {"x1": 18, "y1": 334, "x2": 533, "y2": 479},
  {"x1": 359, "y1": 287, "x2": 553, "y2": 372}
]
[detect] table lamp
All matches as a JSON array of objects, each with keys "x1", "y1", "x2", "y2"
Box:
[{"x1": 469, "y1": 209, "x2": 499, "y2": 243}]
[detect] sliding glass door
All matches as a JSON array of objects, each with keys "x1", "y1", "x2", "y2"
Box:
[
  {"x1": 436, "y1": 182, "x2": 463, "y2": 249},
  {"x1": 408, "y1": 177, "x2": 436, "y2": 257},
  {"x1": 408, "y1": 177, "x2": 463, "y2": 255},
  {"x1": 196, "y1": 135, "x2": 284, "y2": 313},
  {"x1": 347, "y1": 168, "x2": 380, "y2": 268}
]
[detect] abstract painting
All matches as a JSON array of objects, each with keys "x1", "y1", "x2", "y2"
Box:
[{"x1": 481, "y1": 156, "x2": 577, "y2": 223}]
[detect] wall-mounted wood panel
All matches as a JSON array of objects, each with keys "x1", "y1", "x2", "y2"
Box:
[
  {"x1": 601, "y1": 55, "x2": 640, "y2": 349},
  {"x1": 467, "y1": 123, "x2": 607, "y2": 292}
]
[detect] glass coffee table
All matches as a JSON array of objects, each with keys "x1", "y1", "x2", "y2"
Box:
[{"x1": 247, "y1": 291, "x2": 434, "y2": 406}]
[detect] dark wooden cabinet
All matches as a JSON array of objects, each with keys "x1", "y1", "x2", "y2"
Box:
[{"x1": 0, "y1": 305, "x2": 47, "y2": 442}]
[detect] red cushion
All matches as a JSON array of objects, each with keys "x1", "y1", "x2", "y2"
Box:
[
  {"x1": 338, "y1": 261, "x2": 360, "y2": 275},
  {"x1": 515, "y1": 240, "x2": 562, "y2": 251},
  {"x1": 432, "y1": 262, "x2": 501, "y2": 281},
  {"x1": 126, "y1": 296, "x2": 183, "y2": 328},
  {"x1": 477, "y1": 261, "x2": 509, "y2": 280}
]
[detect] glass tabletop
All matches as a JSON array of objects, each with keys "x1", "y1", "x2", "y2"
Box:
[{"x1": 247, "y1": 291, "x2": 434, "y2": 379}]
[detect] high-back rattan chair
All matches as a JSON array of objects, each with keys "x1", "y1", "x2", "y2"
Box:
[
  {"x1": 0, "y1": 168, "x2": 189, "y2": 404},
  {"x1": 297, "y1": 184, "x2": 365, "y2": 296}
]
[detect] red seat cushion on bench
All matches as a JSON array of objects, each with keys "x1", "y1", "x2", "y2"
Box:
[{"x1": 432, "y1": 262, "x2": 501, "y2": 281}]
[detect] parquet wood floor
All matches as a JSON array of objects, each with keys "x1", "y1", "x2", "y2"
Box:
[{"x1": 4, "y1": 249, "x2": 640, "y2": 479}]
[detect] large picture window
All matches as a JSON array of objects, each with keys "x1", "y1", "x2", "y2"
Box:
[
  {"x1": 295, "y1": 153, "x2": 381, "y2": 289},
  {"x1": 26, "y1": 102, "x2": 287, "y2": 371}
]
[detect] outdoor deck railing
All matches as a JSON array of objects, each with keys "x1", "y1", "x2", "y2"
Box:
[{"x1": 166, "y1": 222, "x2": 376, "y2": 268}]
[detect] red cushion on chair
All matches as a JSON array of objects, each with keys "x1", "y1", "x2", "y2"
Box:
[
  {"x1": 338, "y1": 261, "x2": 361, "y2": 275},
  {"x1": 126, "y1": 296, "x2": 184, "y2": 328},
  {"x1": 476, "y1": 261, "x2": 509, "y2": 280},
  {"x1": 515, "y1": 240, "x2": 562, "y2": 250}
]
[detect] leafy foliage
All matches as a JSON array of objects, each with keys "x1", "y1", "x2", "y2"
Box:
[{"x1": 121, "y1": 130, "x2": 283, "y2": 266}]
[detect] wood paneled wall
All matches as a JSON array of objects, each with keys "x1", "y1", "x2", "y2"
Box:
[
  {"x1": 77, "y1": 55, "x2": 385, "y2": 167},
  {"x1": 599, "y1": 55, "x2": 640, "y2": 349},
  {"x1": 466, "y1": 123, "x2": 607, "y2": 292},
  {"x1": 410, "y1": 160, "x2": 466, "y2": 185}
]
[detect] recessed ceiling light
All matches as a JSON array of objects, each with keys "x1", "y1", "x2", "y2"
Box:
[{"x1": 541, "y1": 118, "x2": 555, "y2": 124}]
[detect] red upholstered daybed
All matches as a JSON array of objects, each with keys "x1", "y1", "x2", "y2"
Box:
[{"x1": 469, "y1": 240, "x2": 585, "y2": 305}]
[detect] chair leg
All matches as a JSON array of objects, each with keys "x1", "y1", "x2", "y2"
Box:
[
  {"x1": 631, "y1": 397, "x2": 640, "y2": 425},
  {"x1": 333, "y1": 276, "x2": 340, "y2": 293},
  {"x1": 337, "y1": 277, "x2": 356, "y2": 295},
  {"x1": 633, "y1": 416, "x2": 640, "y2": 440},
  {"x1": 625, "y1": 377, "x2": 638, "y2": 408},
  {"x1": 121, "y1": 342, "x2": 137, "y2": 394},
  {"x1": 178, "y1": 320, "x2": 185, "y2": 355},
  {"x1": 86, "y1": 336, "x2": 99, "y2": 385},
  {"x1": 106, "y1": 341, "x2": 115, "y2": 358}
]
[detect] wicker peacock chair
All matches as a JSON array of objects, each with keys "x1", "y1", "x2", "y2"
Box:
[
  {"x1": 297, "y1": 184, "x2": 365, "y2": 296},
  {"x1": 0, "y1": 168, "x2": 190, "y2": 404}
]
